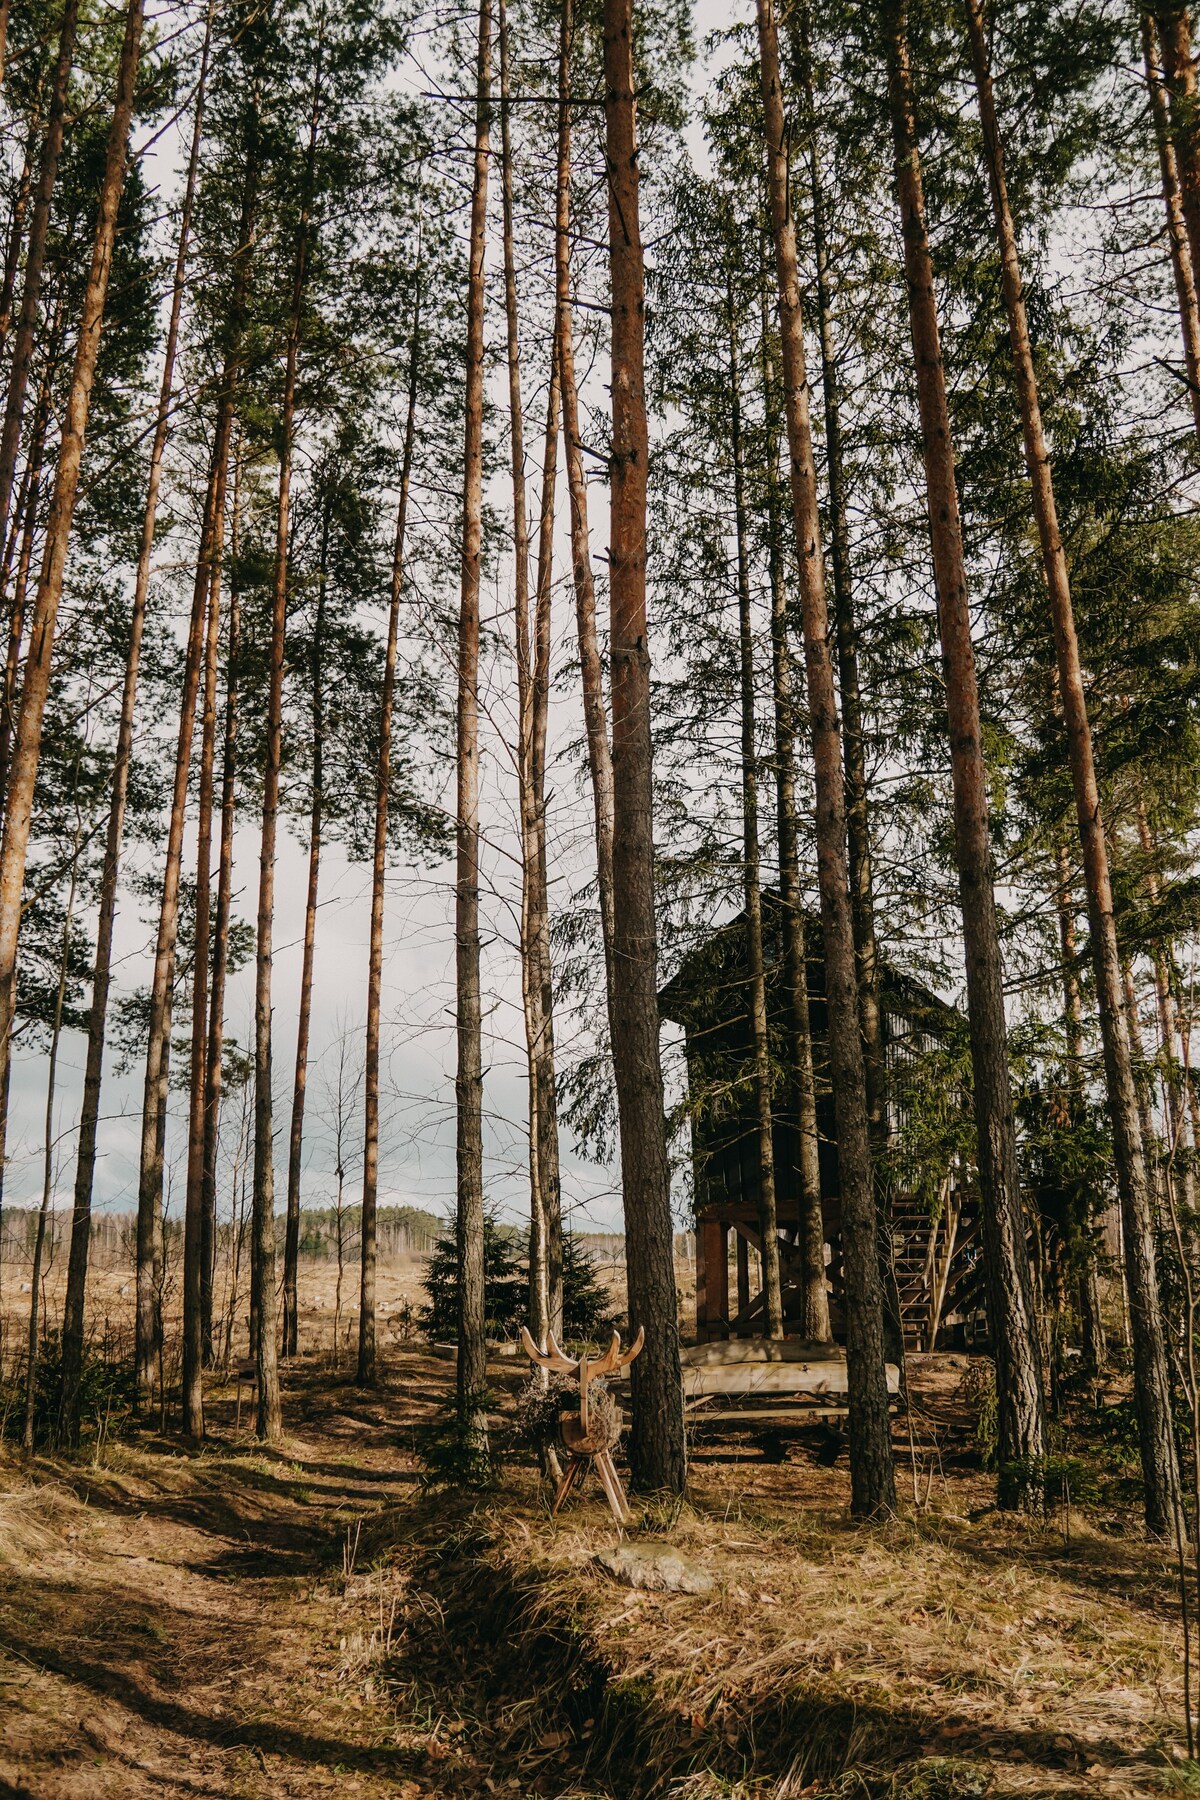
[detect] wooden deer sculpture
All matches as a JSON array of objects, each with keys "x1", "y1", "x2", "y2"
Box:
[{"x1": 520, "y1": 1325, "x2": 644, "y2": 1524}]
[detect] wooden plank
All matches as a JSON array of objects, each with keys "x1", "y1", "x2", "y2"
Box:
[
  {"x1": 682, "y1": 1361, "x2": 901, "y2": 1398},
  {"x1": 686, "y1": 1406, "x2": 851, "y2": 1424},
  {"x1": 681, "y1": 1338, "x2": 847, "y2": 1368},
  {"x1": 701, "y1": 1219, "x2": 729, "y2": 1338}
]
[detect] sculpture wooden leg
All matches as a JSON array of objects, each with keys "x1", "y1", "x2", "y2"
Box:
[
  {"x1": 552, "y1": 1455, "x2": 584, "y2": 1516},
  {"x1": 595, "y1": 1448, "x2": 631, "y2": 1525}
]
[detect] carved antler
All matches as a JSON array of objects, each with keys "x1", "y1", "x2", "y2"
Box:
[{"x1": 521, "y1": 1325, "x2": 644, "y2": 1434}]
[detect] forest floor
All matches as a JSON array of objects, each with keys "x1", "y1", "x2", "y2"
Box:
[{"x1": 0, "y1": 1340, "x2": 1193, "y2": 1799}]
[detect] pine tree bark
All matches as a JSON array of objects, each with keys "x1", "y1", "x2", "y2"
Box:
[
  {"x1": 202, "y1": 472, "x2": 240, "y2": 1367},
  {"x1": 0, "y1": 0, "x2": 79, "y2": 555},
  {"x1": 0, "y1": 325, "x2": 58, "y2": 800},
  {"x1": 283, "y1": 497, "x2": 330, "y2": 1359},
  {"x1": 604, "y1": 0, "x2": 685, "y2": 1493},
  {"x1": 360, "y1": 290, "x2": 420, "y2": 1386},
  {"x1": 500, "y1": 0, "x2": 560, "y2": 1348},
  {"x1": 453, "y1": 0, "x2": 492, "y2": 1427},
  {"x1": 557, "y1": 0, "x2": 616, "y2": 981},
  {"x1": 0, "y1": 0, "x2": 146, "y2": 1379},
  {"x1": 23, "y1": 785, "x2": 82, "y2": 1452},
  {"x1": 182, "y1": 520, "x2": 223, "y2": 1441},
  {"x1": 965, "y1": 0, "x2": 1177, "y2": 1534},
  {"x1": 1154, "y1": 5, "x2": 1200, "y2": 327},
  {"x1": 0, "y1": 107, "x2": 37, "y2": 353},
  {"x1": 60, "y1": 18, "x2": 211, "y2": 1440},
  {"x1": 729, "y1": 291, "x2": 783, "y2": 1339},
  {"x1": 1053, "y1": 846, "x2": 1107, "y2": 1369},
  {"x1": 760, "y1": 278, "x2": 830, "y2": 1344},
  {"x1": 756, "y1": 0, "x2": 894, "y2": 1512},
  {"x1": 254, "y1": 45, "x2": 322, "y2": 1438},
  {"x1": 1144, "y1": 13, "x2": 1200, "y2": 437},
  {"x1": 882, "y1": 0, "x2": 1045, "y2": 1510}
]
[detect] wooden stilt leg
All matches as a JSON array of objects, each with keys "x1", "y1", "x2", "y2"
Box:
[
  {"x1": 552, "y1": 1456, "x2": 584, "y2": 1516},
  {"x1": 595, "y1": 1449, "x2": 630, "y2": 1524}
]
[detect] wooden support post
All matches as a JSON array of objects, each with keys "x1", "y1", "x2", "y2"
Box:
[
  {"x1": 736, "y1": 1232, "x2": 751, "y2": 1335},
  {"x1": 702, "y1": 1219, "x2": 729, "y2": 1339}
]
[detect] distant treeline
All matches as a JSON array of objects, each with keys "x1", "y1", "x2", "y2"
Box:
[{"x1": 0, "y1": 1203, "x2": 445, "y2": 1267}]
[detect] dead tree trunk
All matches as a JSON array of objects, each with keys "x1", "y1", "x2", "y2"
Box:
[
  {"x1": 283, "y1": 496, "x2": 330, "y2": 1359},
  {"x1": 254, "y1": 43, "x2": 323, "y2": 1440},
  {"x1": 0, "y1": 0, "x2": 147, "y2": 1386},
  {"x1": 359, "y1": 283, "x2": 421, "y2": 1386},
  {"x1": 729, "y1": 289, "x2": 783, "y2": 1339},
  {"x1": 756, "y1": 0, "x2": 894, "y2": 1514},
  {"x1": 760, "y1": 275, "x2": 831, "y2": 1344},
  {"x1": 603, "y1": 0, "x2": 686, "y2": 1494},
  {"x1": 453, "y1": 0, "x2": 492, "y2": 1429},
  {"x1": 965, "y1": 0, "x2": 1176, "y2": 1533},
  {"x1": 60, "y1": 16, "x2": 211, "y2": 1440},
  {"x1": 556, "y1": 0, "x2": 615, "y2": 981},
  {"x1": 883, "y1": 0, "x2": 1045, "y2": 1510}
]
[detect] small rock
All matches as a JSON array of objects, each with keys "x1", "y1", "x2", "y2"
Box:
[{"x1": 594, "y1": 1543, "x2": 714, "y2": 1594}]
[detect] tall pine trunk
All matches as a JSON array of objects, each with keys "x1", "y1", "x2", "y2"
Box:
[
  {"x1": 253, "y1": 45, "x2": 322, "y2": 1439},
  {"x1": 756, "y1": 0, "x2": 894, "y2": 1513},
  {"x1": 0, "y1": 0, "x2": 78, "y2": 555},
  {"x1": 202, "y1": 469, "x2": 240, "y2": 1367},
  {"x1": 556, "y1": 0, "x2": 615, "y2": 980},
  {"x1": 603, "y1": 0, "x2": 686, "y2": 1494},
  {"x1": 60, "y1": 20, "x2": 211, "y2": 1439},
  {"x1": 499, "y1": 0, "x2": 559, "y2": 1348},
  {"x1": 283, "y1": 498, "x2": 330, "y2": 1358},
  {"x1": 884, "y1": 0, "x2": 1045, "y2": 1509},
  {"x1": 729, "y1": 291, "x2": 783, "y2": 1339},
  {"x1": 182, "y1": 518, "x2": 223, "y2": 1440},
  {"x1": 1144, "y1": 13, "x2": 1200, "y2": 437},
  {"x1": 1154, "y1": 5, "x2": 1200, "y2": 319},
  {"x1": 360, "y1": 286, "x2": 421, "y2": 1385},
  {"x1": 760, "y1": 277, "x2": 830, "y2": 1343},
  {"x1": 23, "y1": 781, "x2": 82, "y2": 1452},
  {"x1": 453, "y1": 0, "x2": 492, "y2": 1428},
  {"x1": 0, "y1": 0, "x2": 146, "y2": 1373},
  {"x1": 0, "y1": 325, "x2": 58, "y2": 800},
  {"x1": 965, "y1": 0, "x2": 1177, "y2": 1534}
]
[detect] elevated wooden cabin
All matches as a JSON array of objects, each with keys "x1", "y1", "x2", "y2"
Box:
[{"x1": 660, "y1": 892, "x2": 987, "y2": 1349}]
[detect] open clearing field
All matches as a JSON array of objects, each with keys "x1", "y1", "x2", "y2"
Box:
[{"x1": 0, "y1": 1325, "x2": 1191, "y2": 1799}]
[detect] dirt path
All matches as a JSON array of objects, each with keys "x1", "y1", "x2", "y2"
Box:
[{"x1": 0, "y1": 1360, "x2": 458, "y2": 1800}]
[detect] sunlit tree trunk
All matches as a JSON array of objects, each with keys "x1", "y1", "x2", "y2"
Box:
[
  {"x1": 883, "y1": 0, "x2": 1044, "y2": 1510},
  {"x1": 359, "y1": 286, "x2": 421, "y2": 1386},
  {"x1": 729, "y1": 290, "x2": 783, "y2": 1339},
  {"x1": 60, "y1": 18, "x2": 211, "y2": 1439},
  {"x1": 604, "y1": 0, "x2": 685, "y2": 1493},
  {"x1": 453, "y1": 0, "x2": 492, "y2": 1429},
  {"x1": 966, "y1": 0, "x2": 1176, "y2": 1534},
  {"x1": 0, "y1": 321, "x2": 59, "y2": 798},
  {"x1": 757, "y1": 0, "x2": 894, "y2": 1514},
  {"x1": 0, "y1": 0, "x2": 147, "y2": 1389}
]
